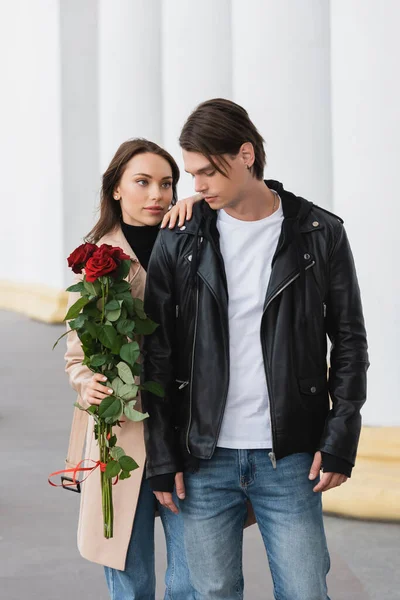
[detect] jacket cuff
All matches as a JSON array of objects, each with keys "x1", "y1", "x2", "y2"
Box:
[
  {"x1": 321, "y1": 452, "x2": 352, "y2": 478},
  {"x1": 148, "y1": 473, "x2": 176, "y2": 493}
]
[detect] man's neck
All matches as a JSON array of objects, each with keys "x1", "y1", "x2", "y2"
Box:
[{"x1": 223, "y1": 180, "x2": 276, "y2": 221}]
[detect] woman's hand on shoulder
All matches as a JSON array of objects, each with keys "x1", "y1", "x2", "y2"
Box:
[
  {"x1": 161, "y1": 193, "x2": 203, "y2": 229},
  {"x1": 83, "y1": 373, "x2": 114, "y2": 406}
]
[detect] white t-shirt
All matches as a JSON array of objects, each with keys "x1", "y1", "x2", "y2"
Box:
[{"x1": 216, "y1": 195, "x2": 284, "y2": 449}]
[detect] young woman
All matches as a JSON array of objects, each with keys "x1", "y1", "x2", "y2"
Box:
[{"x1": 64, "y1": 139, "x2": 200, "y2": 599}]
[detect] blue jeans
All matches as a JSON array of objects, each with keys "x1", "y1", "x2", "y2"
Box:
[
  {"x1": 181, "y1": 449, "x2": 331, "y2": 600},
  {"x1": 104, "y1": 477, "x2": 194, "y2": 599}
]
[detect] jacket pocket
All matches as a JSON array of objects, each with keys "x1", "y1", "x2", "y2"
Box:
[{"x1": 298, "y1": 375, "x2": 328, "y2": 411}]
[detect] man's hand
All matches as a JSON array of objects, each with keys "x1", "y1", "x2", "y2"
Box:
[
  {"x1": 309, "y1": 451, "x2": 348, "y2": 493},
  {"x1": 153, "y1": 472, "x2": 186, "y2": 514}
]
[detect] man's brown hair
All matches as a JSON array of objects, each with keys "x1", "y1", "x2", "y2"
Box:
[{"x1": 179, "y1": 98, "x2": 266, "y2": 180}]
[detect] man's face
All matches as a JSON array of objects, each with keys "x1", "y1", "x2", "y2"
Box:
[{"x1": 182, "y1": 149, "x2": 249, "y2": 211}]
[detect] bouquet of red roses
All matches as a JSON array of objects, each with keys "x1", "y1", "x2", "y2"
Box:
[{"x1": 52, "y1": 242, "x2": 163, "y2": 538}]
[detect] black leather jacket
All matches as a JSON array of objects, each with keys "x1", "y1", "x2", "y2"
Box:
[{"x1": 142, "y1": 181, "x2": 369, "y2": 481}]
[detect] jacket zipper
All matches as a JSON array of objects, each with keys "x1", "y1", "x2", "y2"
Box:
[
  {"x1": 186, "y1": 284, "x2": 199, "y2": 454},
  {"x1": 262, "y1": 261, "x2": 316, "y2": 469}
]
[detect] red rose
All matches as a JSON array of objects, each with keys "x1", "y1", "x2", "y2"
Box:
[
  {"x1": 84, "y1": 244, "x2": 130, "y2": 282},
  {"x1": 67, "y1": 243, "x2": 98, "y2": 274}
]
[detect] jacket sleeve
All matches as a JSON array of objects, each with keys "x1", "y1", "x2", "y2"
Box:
[
  {"x1": 142, "y1": 232, "x2": 181, "y2": 479},
  {"x1": 64, "y1": 284, "x2": 93, "y2": 408},
  {"x1": 319, "y1": 224, "x2": 369, "y2": 465}
]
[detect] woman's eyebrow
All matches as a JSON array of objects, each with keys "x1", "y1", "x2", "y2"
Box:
[{"x1": 132, "y1": 173, "x2": 173, "y2": 180}]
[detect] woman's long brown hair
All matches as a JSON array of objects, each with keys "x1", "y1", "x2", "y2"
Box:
[{"x1": 86, "y1": 138, "x2": 180, "y2": 243}]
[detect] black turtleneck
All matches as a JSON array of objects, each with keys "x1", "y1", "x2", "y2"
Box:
[{"x1": 121, "y1": 221, "x2": 160, "y2": 270}]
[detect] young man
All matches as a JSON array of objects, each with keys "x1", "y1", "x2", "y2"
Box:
[{"x1": 142, "y1": 98, "x2": 369, "y2": 600}]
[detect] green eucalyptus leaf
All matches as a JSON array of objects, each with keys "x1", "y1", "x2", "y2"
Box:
[
  {"x1": 64, "y1": 297, "x2": 90, "y2": 321},
  {"x1": 110, "y1": 446, "x2": 125, "y2": 461},
  {"x1": 120, "y1": 342, "x2": 140, "y2": 366},
  {"x1": 141, "y1": 381, "x2": 164, "y2": 398},
  {"x1": 119, "y1": 455, "x2": 139, "y2": 472},
  {"x1": 117, "y1": 362, "x2": 135, "y2": 384},
  {"x1": 105, "y1": 460, "x2": 121, "y2": 479},
  {"x1": 98, "y1": 325, "x2": 117, "y2": 350},
  {"x1": 124, "y1": 401, "x2": 149, "y2": 422}
]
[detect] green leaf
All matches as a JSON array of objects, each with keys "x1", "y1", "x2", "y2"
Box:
[
  {"x1": 110, "y1": 377, "x2": 125, "y2": 397},
  {"x1": 90, "y1": 354, "x2": 107, "y2": 367},
  {"x1": 52, "y1": 329, "x2": 70, "y2": 350},
  {"x1": 120, "y1": 342, "x2": 140, "y2": 366},
  {"x1": 108, "y1": 434, "x2": 117, "y2": 448},
  {"x1": 85, "y1": 321, "x2": 99, "y2": 339},
  {"x1": 119, "y1": 455, "x2": 139, "y2": 472},
  {"x1": 112, "y1": 281, "x2": 131, "y2": 293},
  {"x1": 117, "y1": 362, "x2": 134, "y2": 384},
  {"x1": 106, "y1": 308, "x2": 121, "y2": 322},
  {"x1": 87, "y1": 405, "x2": 98, "y2": 415},
  {"x1": 119, "y1": 384, "x2": 139, "y2": 401},
  {"x1": 119, "y1": 470, "x2": 131, "y2": 480},
  {"x1": 121, "y1": 295, "x2": 134, "y2": 315},
  {"x1": 116, "y1": 319, "x2": 135, "y2": 336},
  {"x1": 134, "y1": 318, "x2": 158, "y2": 335},
  {"x1": 124, "y1": 401, "x2": 149, "y2": 422},
  {"x1": 82, "y1": 302, "x2": 101, "y2": 318},
  {"x1": 105, "y1": 299, "x2": 120, "y2": 311},
  {"x1": 98, "y1": 325, "x2": 117, "y2": 350},
  {"x1": 66, "y1": 282, "x2": 84, "y2": 293},
  {"x1": 115, "y1": 259, "x2": 131, "y2": 281},
  {"x1": 141, "y1": 381, "x2": 164, "y2": 398},
  {"x1": 98, "y1": 396, "x2": 123, "y2": 420},
  {"x1": 73, "y1": 402, "x2": 86, "y2": 410},
  {"x1": 133, "y1": 298, "x2": 146, "y2": 319},
  {"x1": 111, "y1": 335, "x2": 124, "y2": 355},
  {"x1": 105, "y1": 460, "x2": 121, "y2": 479},
  {"x1": 132, "y1": 363, "x2": 141, "y2": 377},
  {"x1": 64, "y1": 296, "x2": 90, "y2": 321},
  {"x1": 69, "y1": 313, "x2": 88, "y2": 330},
  {"x1": 110, "y1": 446, "x2": 125, "y2": 461},
  {"x1": 84, "y1": 279, "x2": 100, "y2": 297}
]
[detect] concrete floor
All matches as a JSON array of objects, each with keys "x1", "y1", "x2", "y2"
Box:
[{"x1": 0, "y1": 310, "x2": 399, "y2": 599}]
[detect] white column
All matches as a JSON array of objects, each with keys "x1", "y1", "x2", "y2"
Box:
[
  {"x1": 330, "y1": 1, "x2": 400, "y2": 426},
  {"x1": 98, "y1": 0, "x2": 163, "y2": 172},
  {"x1": 161, "y1": 0, "x2": 232, "y2": 198},
  {"x1": 0, "y1": 0, "x2": 64, "y2": 289},
  {"x1": 232, "y1": 0, "x2": 332, "y2": 208},
  {"x1": 61, "y1": 0, "x2": 99, "y2": 285}
]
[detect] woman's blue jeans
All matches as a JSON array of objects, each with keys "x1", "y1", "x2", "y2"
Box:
[{"x1": 104, "y1": 477, "x2": 194, "y2": 599}]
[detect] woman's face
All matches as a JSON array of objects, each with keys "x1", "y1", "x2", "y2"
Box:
[{"x1": 114, "y1": 152, "x2": 174, "y2": 226}]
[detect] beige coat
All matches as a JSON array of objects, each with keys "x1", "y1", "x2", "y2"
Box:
[{"x1": 64, "y1": 226, "x2": 147, "y2": 570}]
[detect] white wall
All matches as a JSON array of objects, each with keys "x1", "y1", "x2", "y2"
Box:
[
  {"x1": 0, "y1": 0, "x2": 64, "y2": 288},
  {"x1": 330, "y1": 1, "x2": 400, "y2": 426},
  {"x1": 232, "y1": 0, "x2": 333, "y2": 208}
]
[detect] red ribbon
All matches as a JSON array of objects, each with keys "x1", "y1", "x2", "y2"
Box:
[{"x1": 48, "y1": 458, "x2": 119, "y2": 488}]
